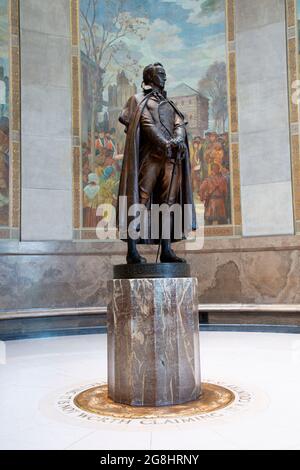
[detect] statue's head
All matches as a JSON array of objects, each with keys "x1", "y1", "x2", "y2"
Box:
[{"x1": 143, "y1": 62, "x2": 167, "y2": 91}]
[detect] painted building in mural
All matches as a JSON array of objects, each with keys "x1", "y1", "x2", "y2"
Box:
[
  {"x1": 0, "y1": 0, "x2": 9, "y2": 228},
  {"x1": 169, "y1": 83, "x2": 209, "y2": 138},
  {"x1": 79, "y1": 0, "x2": 231, "y2": 230},
  {"x1": 108, "y1": 71, "x2": 137, "y2": 154},
  {"x1": 81, "y1": 51, "x2": 105, "y2": 145}
]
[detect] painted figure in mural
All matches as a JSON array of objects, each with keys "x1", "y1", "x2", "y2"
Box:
[
  {"x1": 199, "y1": 162, "x2": 228, "y2": 225},
  {"x1": 0, "y1": 67, "x2": 9, "y2": 118},
  {"x1": 0, "y1": 116, "x2": 9, "y2": 226},
  {"x1": 117, "y1": 63, "x2": 196, "y2": 264},
  {"x1": 190, "y1": 136, "x2": 204, "y2": 192}
]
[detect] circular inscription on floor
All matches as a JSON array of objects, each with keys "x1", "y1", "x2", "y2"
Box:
[
  {"x1": 74, "y1": 383, "x2": 235, "y2": 419},
  {"x1": 56, "y1": 381, "x2": 253, "y2": 427}
]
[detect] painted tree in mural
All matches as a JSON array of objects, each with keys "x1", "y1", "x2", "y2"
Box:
[
  {"x1": 198, "y1": 61, "x2": 228, "y2": 133},
  {"x1": 201, "y1": 0, "x2": 223, "y2": 13},
  {"x1": 80, "y1": 0, "x2": 148, "y2": 168},
  {"x1": 192, "y1": 0, "x2": 224, "y2": 21},
  {"x1": 194, "y1": 0, "x2": 228, "y2": 133}
]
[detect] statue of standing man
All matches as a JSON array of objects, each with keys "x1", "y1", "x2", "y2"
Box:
[{"x1": 117, "y1": 63, "x2": 196, "y2": 264}]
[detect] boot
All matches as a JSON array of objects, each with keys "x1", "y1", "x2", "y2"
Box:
[
  {"x1": 126, "y1": 238, "x2": 147, "y2": 264},
  {"x1": 160, "y1": 239, "x2": 186, "y2": 263}
]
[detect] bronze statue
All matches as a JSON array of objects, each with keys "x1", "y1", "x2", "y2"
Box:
[{"x1": 117, "y1": 62, "x2": 196, "y2": 264}]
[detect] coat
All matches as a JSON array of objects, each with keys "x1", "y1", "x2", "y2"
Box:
[{"x1": 117, "y1": 87, "x2": 196, "y2": 244}]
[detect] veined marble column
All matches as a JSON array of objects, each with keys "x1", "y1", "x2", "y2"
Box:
[{"x1": 107, "y1": 273, "x2": 201, "y2": 407}]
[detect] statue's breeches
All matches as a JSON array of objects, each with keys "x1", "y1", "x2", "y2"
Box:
[{"x1": 138, "y1": 154, "x2": 182, "y2": 205}]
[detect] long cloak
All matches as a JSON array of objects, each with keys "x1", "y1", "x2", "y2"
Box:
[{"x1": 117, "y1": 90, "x2": 197, "y2": 244}]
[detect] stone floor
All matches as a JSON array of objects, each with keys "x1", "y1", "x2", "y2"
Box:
[{"x1": 0, "y1": 331, "x2": 300, "y2": 450}]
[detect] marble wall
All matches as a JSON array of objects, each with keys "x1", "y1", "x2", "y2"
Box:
[
  {"x1": 236, "y1": 0, "x2": 294, "y2": 236},
  {"x1": 20, "y1": 0, "x2": 73, "y2": 241},
  {"x1": 1, "y1": 236, "x2": 300, "y2": 316}
]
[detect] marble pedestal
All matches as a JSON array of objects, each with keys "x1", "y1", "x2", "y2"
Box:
[{"x1": 107, "y1": 272, "x2": 201, "y2": 407}]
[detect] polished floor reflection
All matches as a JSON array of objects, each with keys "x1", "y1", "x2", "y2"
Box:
[{"x1": 1, "y1": 332, "x2": 300, "y2": 450}]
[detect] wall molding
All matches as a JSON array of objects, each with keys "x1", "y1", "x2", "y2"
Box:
[
  {"x1": 1, "y1": 304, "x2": 300, "y2": 320},
  {"x1": 0, "y1": 0, "x2": 21, "y2": 240},
  {"x1": 2, "y1": 233, "x2": 300, "y2": 254},
  {"x1": 286, "y1": 0, "x2": 300, "y2": 233},
  {"x1": 0, "y1": 306, "x2": 106, "y2": 320}
]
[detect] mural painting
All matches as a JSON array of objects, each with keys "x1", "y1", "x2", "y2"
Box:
[
  {"x1": 0, "y1": 0, "x2": 9, "y2": 227},
  {"x1": 80, "y1": 0, "x2": 231, "y2": 230}
]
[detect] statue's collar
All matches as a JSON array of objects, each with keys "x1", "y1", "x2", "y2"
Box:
[{"x1": 142, "y1": 84, "x2": 167, "y2": 99}]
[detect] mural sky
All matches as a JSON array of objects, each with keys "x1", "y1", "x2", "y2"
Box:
[{"x1": 81, "y1": 0, "x2": 226, "y2": 92}]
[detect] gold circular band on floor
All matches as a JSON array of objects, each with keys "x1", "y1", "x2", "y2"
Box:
[{"x1": 74, "y1": 383, "x2": 235, "y2": 419}]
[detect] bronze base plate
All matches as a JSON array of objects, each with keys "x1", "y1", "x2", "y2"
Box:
[{"x1": 74, "y1": 383, "x2": 235, "y2": 419}]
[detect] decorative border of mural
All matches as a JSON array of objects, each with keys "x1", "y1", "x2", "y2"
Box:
[
  {"x1": 286, "y1": 0, "x2": 300, "y2": 233},
  {"x1": 0, "y1": 0, "x2": 20, "y2": 240},
  {"x1": 225, "y1": 0, "x2": 242, "y2": 237},
  {"x1": 70, "y1": 0, "x2": 243, "y2": 240},
  {"x1": 70, "y1": 0, "x2": 81, "y2": 236}
]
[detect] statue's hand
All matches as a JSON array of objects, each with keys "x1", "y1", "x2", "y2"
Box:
[
  {"x1": 170, "y1": 136, "x2": 185, "y2": 150},
  {"x1": 167, "y1": 137, "x2": 186, "y2": 159},
  {"x1": 171, "y1": 137, "x2": 183, "y2": 145}
]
